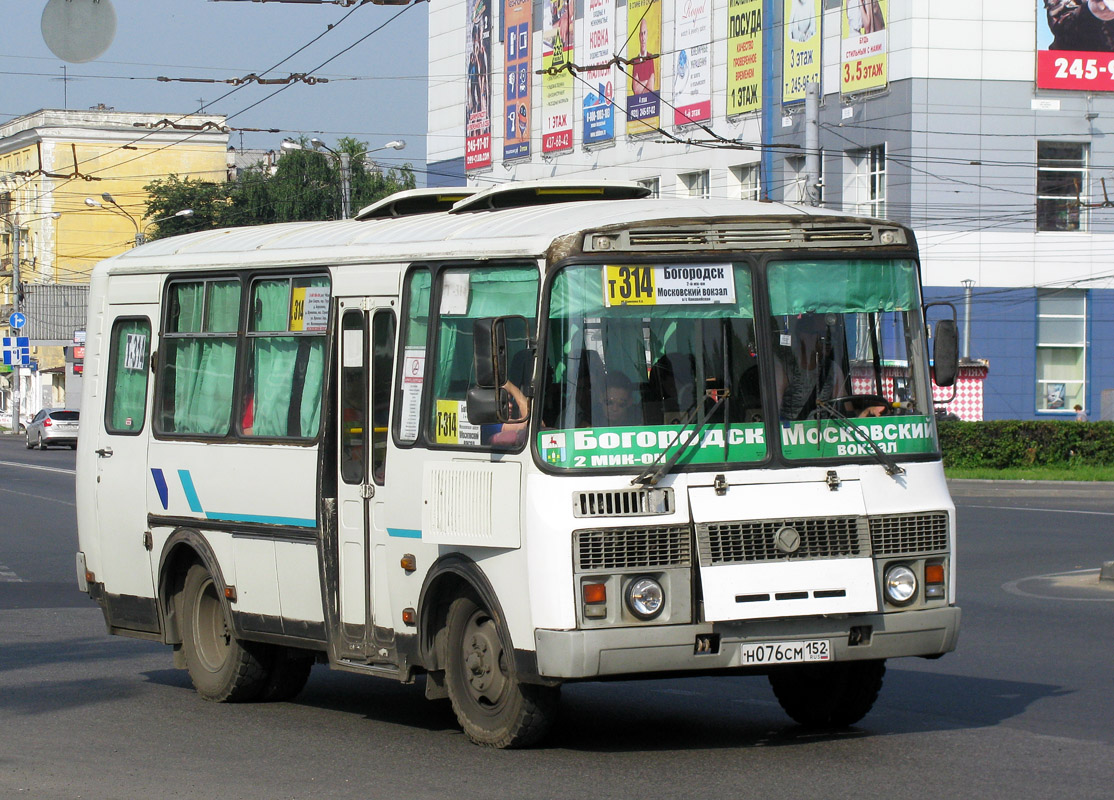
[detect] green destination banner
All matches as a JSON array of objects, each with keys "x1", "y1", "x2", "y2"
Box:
[
  {"x1": 538, "y1": 424, "x2": 768, "y2": 469},
  {"x1": 780, "y1": 414, "x2": 936, "y2": 460}
]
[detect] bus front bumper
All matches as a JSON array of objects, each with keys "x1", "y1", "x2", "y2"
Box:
[{"x1": 534, "y1": 605, "x2": 960, "y2": 680}]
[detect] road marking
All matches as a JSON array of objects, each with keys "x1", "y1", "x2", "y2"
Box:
[
  {"x1": 961, "y1": 503, "x2": 1114, "y2": 517},
  {"x1": 0, "y1": 459, "x2": 76, "y2": 475},
  {"x1": 0, "y1": 563, "x2": 24, "y2": 582},
  {"x1": 0, "y1": 486, "x2": 75, "y2": 506}
]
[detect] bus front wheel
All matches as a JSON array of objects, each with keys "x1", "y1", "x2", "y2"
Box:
[
  {"x1": 768, "y1": 659, "x2": 886, "y2": 728},
  {"x1": 178, "y1": 563, "x2": 270, "y2": 703},
  {"x1": 443, "y1": 594, "x2": 558, "y2": 748}
]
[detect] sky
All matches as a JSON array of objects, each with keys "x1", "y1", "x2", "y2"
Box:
[{"x1": 2, "y1": 0, "x2": 431, "y2": 180}]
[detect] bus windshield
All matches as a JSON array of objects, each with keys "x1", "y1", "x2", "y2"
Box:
[
  {"x1": 537, "y1": 262, "x2": 767, "y2": 470},
  {"x1": 535, "y1": 259, "x2": 938, "y2": 471}
]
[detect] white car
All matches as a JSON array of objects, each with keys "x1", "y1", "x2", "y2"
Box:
[{"x1": 25, "y1": 408, "x2": 80, "y2": 449}]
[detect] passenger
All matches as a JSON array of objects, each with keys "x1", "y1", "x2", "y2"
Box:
[{"x1": 603, "y1": 374, "x2": 642, "y2": 427}]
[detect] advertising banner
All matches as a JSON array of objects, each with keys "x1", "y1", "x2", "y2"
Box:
[
  {"x1": 503, "y1": 0, "x2": 532, "y2": 160},
  {"x1": 840, "y1": 0, "x2": 888, "y2": 96},
  {"x1": 1037, "y1": 0, "x2": 1114, "y2": 91},
  {"x1": 783, "y1": 0, "x2": 821, "y2": 104},
  {"x1": 726, "y1": 0, "x2": 763, "y2": 116},
  {"x1": 583, "y1": 0, "x2": 616, "y2": 145},
  {"x1": 465, "y1": 0, "x2": 492, "y2": 170},
  {"x1": 542, "y1": 0, "x2": 575, "y2": 154},
  {"x1": 626, "y1": 0, "x2": 661, "y2": 136},
  {"x1": 673, "y1": 0, "x2": 713, "y2": 127}
]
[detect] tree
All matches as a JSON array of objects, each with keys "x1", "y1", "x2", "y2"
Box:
[{"x1": 143, "y1": 139, "x2": 417, "y2": 239}]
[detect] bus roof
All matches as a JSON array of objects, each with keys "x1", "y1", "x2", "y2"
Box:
[{"x1": 93, "y1": 193, "x2": 899, "y2": 277}]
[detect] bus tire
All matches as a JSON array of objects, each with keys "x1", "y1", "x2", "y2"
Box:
[
  {"x1": 443, "y1": 594, "x2": 558, "y2": 748},
  {"x1": 259, "y1": 649, "x2": 314, "y2": 702},
  {"x1": 768, "y1": 659, "x2": 885, "y2": 728},
  {"x1": 179, "y1": 563, "x2": 270, "y2": 703}
]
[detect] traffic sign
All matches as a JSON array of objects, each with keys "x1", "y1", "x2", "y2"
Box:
[
  {"x1": 9, "y1": 312, "x2": 26, "y2": 330},
  {"x1": 2, "y1": 336, "x2": 29, "y2": 367}
]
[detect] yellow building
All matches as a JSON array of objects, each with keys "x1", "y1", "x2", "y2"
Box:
[{"x1": 0, "y1": 108, "x2": 228, "y2": 423}]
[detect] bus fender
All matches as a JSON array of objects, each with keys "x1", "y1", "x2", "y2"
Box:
[
  {"x1": 156, "y1": 528, "x2": 235, "y2": 647},
  {"x1": 417, "y1": 553, "x2": 552, "y2": 686}
]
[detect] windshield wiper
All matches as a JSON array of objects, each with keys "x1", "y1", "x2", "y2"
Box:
[
  {"x1": 813, "y1": 400, "x2": 906, "y2": 478},
  {"x1": 632, "y1": 391, "x2": 728, "y2": 486}
]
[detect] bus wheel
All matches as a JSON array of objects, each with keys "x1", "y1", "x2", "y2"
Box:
[
  {"x1": 259, "y1": 648, "x2": 314, "y2": 702},
  {"x1": 179, "y1": 563, "x2": 270, "y2": 703},
  {"x1": 443, "y1": 594, "x2": 558, "y2": 748},
  {"x1": 768, "y1": 659, "x2": 886, "y2": 728}
]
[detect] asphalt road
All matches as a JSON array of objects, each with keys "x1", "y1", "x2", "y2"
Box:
[{"x1": 1, "y1": 438, "x2": 1111, "y2": 799}]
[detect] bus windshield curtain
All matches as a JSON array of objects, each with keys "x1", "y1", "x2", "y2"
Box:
[{"x1": 767, "y1": 260, "x2": 917, "y2": 315}]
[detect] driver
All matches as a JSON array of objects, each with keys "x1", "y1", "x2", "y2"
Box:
[{"x1": 777, "y1": 313, "x2": 843, "y2": 421}]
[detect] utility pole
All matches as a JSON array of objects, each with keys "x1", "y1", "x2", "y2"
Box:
[
  {"x1": 338, "y1": 151, "x2": 352, "y2": 220},
  {"x1": 804, "y1": 82, "x2": 821, "y2": 206},
  {"x1": 961, "y1": 279, "x2": 974, "y2": 360},
  {"x1": 10, "y1": 220, "x2": 20, "y2": 434}
]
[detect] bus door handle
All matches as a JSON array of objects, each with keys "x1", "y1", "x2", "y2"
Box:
[{"x1": 95, "y1": 447, "x2": 113, "y2": 458}]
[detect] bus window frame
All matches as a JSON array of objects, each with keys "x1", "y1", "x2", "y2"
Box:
[
  {"x1": 151, "y1": 267, "x2": 331, "y2": 446},
  {"x1": 391, "y1": 260, "x2": 543, "y2": 454},
  {"x1": 103, "y1": 315, "x2": 153, "y2": 437}
]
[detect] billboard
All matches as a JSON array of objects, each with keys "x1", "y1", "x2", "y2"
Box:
[
  {"x1": 503, "y1": 0, "x2": 532, "y2": 160},
  {"x1": 726, "y1": 0, "x2": 762, "y2": 117},
  {"x1": 542, "y1": 0, "x2": 575, "y2": 153},
  {"x1": 583, "y1": 0, "x2": 616, "y2": 145},
  {"x1": 783, "y1": 0, "x2": 821, "y2": 104},
  {"x1": 673, "y1": 0, "x2": 712, "y2": 127},
  {"x1": 1037, "y1": 0, "x2": 1114, "y2": 91},
  {"x1": 840, "y1": 0, "x2": 888, "y2": 96},
  {"x1": 626, "y1": 0, "x2": 661, "y2": 136},
  {"x1": 465, "y1": 0, "x2": 492, "y2": 171}
]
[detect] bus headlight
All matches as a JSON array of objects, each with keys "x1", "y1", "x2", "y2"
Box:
[
  {"x1": 884, "y1": 564, "x2": 918, "y2": 606},
  {"x1": 625, "y1": 576, "x2": 665, "y2": 620}
]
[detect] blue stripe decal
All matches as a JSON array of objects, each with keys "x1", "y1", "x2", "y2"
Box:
[
  {"x1": 178, "y1": 470, "x2": 204, "y2": 513},
  {"x1": 151, "y1": 468, "x2": 169, "y2": 510},
  {"x1": 206, "y1": 512, "x2": 317, "y2": 528},
  {"x1": 387, "y1": 527, "x2": 422, "y2": 539}
]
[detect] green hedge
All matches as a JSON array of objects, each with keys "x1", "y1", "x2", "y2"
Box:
[{"x1": 937, "y1": 420, "x2": 1114, "y2": 468}]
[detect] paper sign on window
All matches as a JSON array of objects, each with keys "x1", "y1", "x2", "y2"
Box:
[
  {"x1": 124, "y1": 333, "x2": 148, "y2": 371},
  {"x1": 290, "y1": 286, "x2": 331, "y2": 331}
]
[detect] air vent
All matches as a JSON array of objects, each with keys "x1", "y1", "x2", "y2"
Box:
[
  {"x1": 696, "y1": 516, "x2": 870, "y2": 567},
  {"x1": 869, "y1": 512, "x2": 949, "y2": 556},
  {"x1": 573, "y1": 487, "x2": 674, "y2": 518},
  {"x1": 575, "y1": 525, "x2": 692, "y2": 571},
  {"x1": 591, "y1": 223, "x2": 902, "y2": 252}
]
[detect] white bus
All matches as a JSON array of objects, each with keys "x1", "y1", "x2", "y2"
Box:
[{"x1": 76, "y1": 181, "x2": 961, "y2": 748}]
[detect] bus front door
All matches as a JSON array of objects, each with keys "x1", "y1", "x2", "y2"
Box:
[{"x1": 333, "y1": 299, "x2": 397, "y2": 661}]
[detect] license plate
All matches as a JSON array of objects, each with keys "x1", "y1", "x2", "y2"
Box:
[{"x1": 738, "y1": 639, "x2": 830, "y2": 665}]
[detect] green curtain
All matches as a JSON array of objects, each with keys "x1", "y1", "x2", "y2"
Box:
[
  {"x1": 164, "y1": 281, "x2": 241, "y2": 435},
  {"x1": 107, "y1": 320, "x2": 150, "y2": 432},
  {"x1": 248, "y1": 276, "x2": 328, "y2": 437},
  {"x1": 768, "y1": 260, "x2": 917, "y2": 315}
]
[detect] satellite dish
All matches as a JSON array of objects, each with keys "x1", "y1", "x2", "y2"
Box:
[{"x1": 41, "y1": 0, "x2": 117, "y2": 64}]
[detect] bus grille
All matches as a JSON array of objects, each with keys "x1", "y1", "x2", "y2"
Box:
[
  {"x1": 696, "y1": 516, "x2": 869, "y2": 566},
  {"x1": 572, "y1": 487, "x2": 674, "y2": 518},
  {"x1": 618, "y1": 223, "x2": 889, "y2": 251},
  {"x1": 575, "y1": 525, "x2": 692, "y2": 571},
  {"x1": 869, "y1": 512, "x2": 949, "y2": 555}
]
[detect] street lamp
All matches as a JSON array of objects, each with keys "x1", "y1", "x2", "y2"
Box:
[
  {"x1": 142, "y1": 208, "x2": 194, "y2": 240},
  {"x1": 307, "y1": 138, "x2": 406, "y2": 220},
  {"x1": 1, "y1": 210, "x2": 61, "y2": 433},
  {"x1": 85, "y1": 193, "x2": 146, "y2": 247}
]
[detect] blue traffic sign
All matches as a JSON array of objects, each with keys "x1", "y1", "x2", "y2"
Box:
[{"x1": 8, "y1": 312, "x2": 25, "y2": 330}]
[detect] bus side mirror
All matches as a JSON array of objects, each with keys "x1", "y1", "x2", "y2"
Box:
[
  {"x1": 933, "y1": 319, "x2": 959, "y2": 387},
  {"x1": 469, "y1": 316, "x2": 531, "y2": 424},
  {"x1": 472, "y1": 317, "x2": 506, "y2": 389}
]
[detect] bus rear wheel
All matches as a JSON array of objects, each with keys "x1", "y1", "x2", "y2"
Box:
[
  {"x1": 768, "y1": 659, "x2": 886, "y2": 728},
  {"x1": 443, "y1": 594, "x2": 558, "y2": 748},
  {"x1": 179, "y1": 563, "x2": 270, "y2": 703}
]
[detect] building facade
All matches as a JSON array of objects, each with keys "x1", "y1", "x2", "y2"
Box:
[
  {"x1": 0, "y1": 108, "x2": 228, "y2": 419},
  {"x1": 427, "y1": 1, "x2": 1114, "y2": 420}
]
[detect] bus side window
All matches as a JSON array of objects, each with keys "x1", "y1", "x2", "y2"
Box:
[
  {"x1": 241, "y1": 275, "x2": 330, "y2": 439},
  {"x1": 105, "y1": 317, "x2": 152, "y2": 434},
  {"x1": 395, "y1": 269, "x2": 431, "y2": 444}
]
